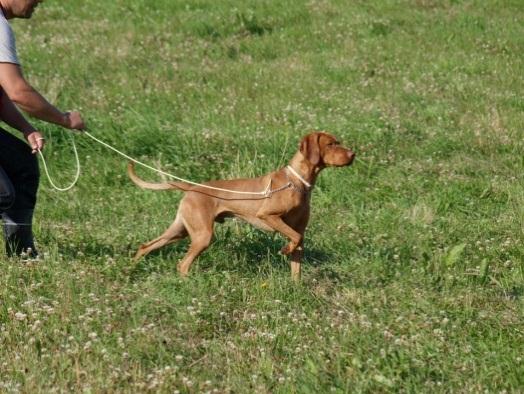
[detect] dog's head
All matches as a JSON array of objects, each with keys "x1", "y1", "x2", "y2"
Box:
[{"x1": 299, "y1": 132, "x2": 355, "y2": 168}]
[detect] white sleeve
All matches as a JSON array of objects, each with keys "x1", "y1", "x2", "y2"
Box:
[{"x1": 0, "y1": 17, "x2": 20, "y2": 65}]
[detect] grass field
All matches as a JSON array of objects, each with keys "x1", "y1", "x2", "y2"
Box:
[{"x1": 1, "y1": 0, "x2": 523, "y2": 392}]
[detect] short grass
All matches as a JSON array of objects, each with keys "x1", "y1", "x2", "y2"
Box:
[{"x1": 1, "y1": 0, "x2": 523, "y2": 392}]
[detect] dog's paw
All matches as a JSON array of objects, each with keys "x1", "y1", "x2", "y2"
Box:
[{"x1": 280, "y1": 243, "x2": 296, "y2": 255}]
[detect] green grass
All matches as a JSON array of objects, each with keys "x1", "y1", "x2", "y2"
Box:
[{"x1": 1, "y1": 0, "x2": 523, "y2": 392}]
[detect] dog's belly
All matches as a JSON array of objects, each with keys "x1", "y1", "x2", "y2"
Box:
[
  {"x1": 216, "y1": 212, "x2": 274, "y2": 232},
  {"x1": 237, "y1": 215, "x2": 274, "y2": 232}
]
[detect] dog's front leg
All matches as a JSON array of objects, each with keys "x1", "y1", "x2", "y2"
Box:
[
  {"x1": 255, "y1": 214, "x2": 302, "y2": 254},
  {"x1": 290, "y1": 242, "x2": 303, "y2": 281}
]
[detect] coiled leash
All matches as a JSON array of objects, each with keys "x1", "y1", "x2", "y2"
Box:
[{"x1": 38, "y1": 131, "x2": 299, "y2": 198}]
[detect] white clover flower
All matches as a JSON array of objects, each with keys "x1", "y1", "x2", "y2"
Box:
[{"x1": 14, "y1": 312, "x2": 27, "y2": 321}]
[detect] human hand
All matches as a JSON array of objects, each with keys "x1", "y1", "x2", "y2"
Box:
[
  {"x1": 24, "y1": 130, "x2": 45, "y2": 154},
  {"x1": 62, "y1": 111, "x2": 85, "y2": 131}
]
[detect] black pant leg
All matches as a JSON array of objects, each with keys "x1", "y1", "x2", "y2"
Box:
[
  {"x1": 0, "y1": 127, "x2": 40, "y2": 257},
  {"x1": 0, "y1": 164, "x2": 15, "y2": 211},
  {"x1": 0, "y1": 127, "x2": 39, "y2": 210}
]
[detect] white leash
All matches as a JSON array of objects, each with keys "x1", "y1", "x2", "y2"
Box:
[
  {"x1": 83, "y1": 131, "x2": 276, "y2": 196},
  {"x1": 39, "y1": 131, "x2": 291, "y2": 197}
]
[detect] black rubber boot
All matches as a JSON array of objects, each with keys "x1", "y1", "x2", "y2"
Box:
[{"x1": 2, "y1": 209, "x2": 38, "y2": 258}]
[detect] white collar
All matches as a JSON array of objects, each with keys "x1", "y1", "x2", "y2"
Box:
[{"x1": 286, "y1": 165, "x2": 311, "y2": 189}]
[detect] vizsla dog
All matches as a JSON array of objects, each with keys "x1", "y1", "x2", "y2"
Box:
[{"x1": 128, "y1": 132, "x2": 355, "y2": 280}]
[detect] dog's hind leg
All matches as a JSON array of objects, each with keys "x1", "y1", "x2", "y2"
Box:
[
  {"x1": 176, "y1": 232, "x2": 212, "y2": 276},
  {"x1": 176, "y1": 210, "x2": 214, "y2": 276},
  {"x1": 134, "y1": 214, "x2": 188, "y2": 261}
]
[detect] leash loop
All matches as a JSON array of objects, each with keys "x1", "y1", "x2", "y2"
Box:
[{"x1": 38, "y1": 133, "x2": 80, "y2": 191}]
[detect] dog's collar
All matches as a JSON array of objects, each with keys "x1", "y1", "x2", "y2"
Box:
[{"x1": 286, "y1": 165, "x2": 312, "y2": 189}]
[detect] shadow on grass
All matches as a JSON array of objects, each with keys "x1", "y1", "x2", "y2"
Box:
[
  {"x1": 53, "y1": 223, "x2": 337, "y2": 282},
  {"x1": 210, "y1": 230, "x2": 333, "y2": 276},
  {"x1": 125, "y1": 227, "x2": 335, "y2": 280},
  {"x1": 505, "y1": 285, "x2": 524, "y2": 301},
  {"x1": 51, "y1": 234, "x2": 390, "y2": 292}
]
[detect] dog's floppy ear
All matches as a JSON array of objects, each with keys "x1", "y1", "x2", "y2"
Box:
[{"x1": 300, "y1": 133, "x2": 321, "y2": 165}]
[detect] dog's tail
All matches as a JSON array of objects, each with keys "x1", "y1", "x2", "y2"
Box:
[{"x1": 127, "y1": 162, "x2": 190, "y2": 191}]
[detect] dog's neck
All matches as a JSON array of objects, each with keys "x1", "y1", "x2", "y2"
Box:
[{"x1": 287, "y1": 152, "x2": 323, "y2": 189}]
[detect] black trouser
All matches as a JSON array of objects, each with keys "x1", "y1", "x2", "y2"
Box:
[{"x1": 0, "y1": 127, "x2": 39, "y2": 257}]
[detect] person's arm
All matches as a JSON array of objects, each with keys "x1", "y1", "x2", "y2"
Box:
[
  {"x1": 0, "y1": 62, "x2": 84, "y2": 130},
  {"x1": 0, "y1": 89, "x2": 45, "y2": 153}
]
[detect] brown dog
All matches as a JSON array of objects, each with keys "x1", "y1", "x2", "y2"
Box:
[{"x1": 128, "y1": 131, "x2": 355, "y2": 280}]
